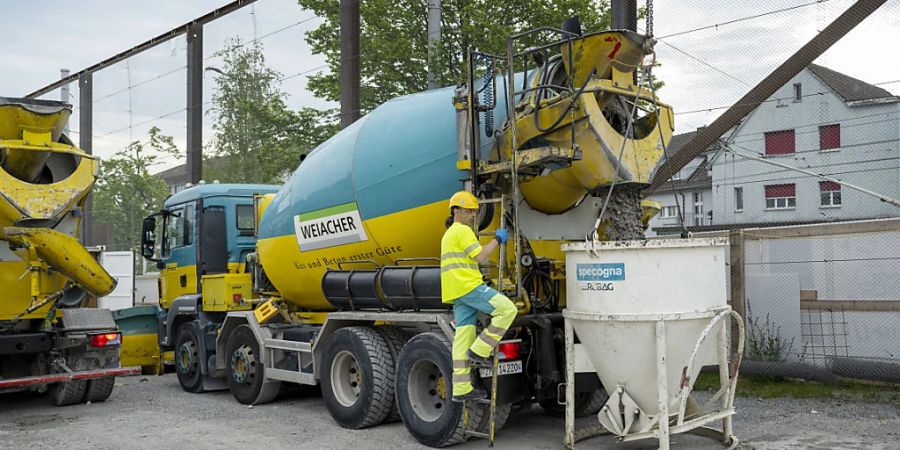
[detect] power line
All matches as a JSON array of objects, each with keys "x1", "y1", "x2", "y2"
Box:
[
  {"x1": 678, "y1": 79, "x2": 900, "y2": 116},
  {"x1": 93, "y1": 65, "x2": 187, "y2": 104},
  {"x1": 204, "y1": 15, "x2": 318, "y2": 62},
  {"x1": 658, "y1": 0, "x2": 834, "y2": 39},
  {"x1": 659, "y1": 41, "x2": 750, "y2": 87},
  {"x1": 711, "y1": 138, "x2": 900, "y2": 186},
  {"x1": 713, "y1": 160, "x2": 900, "y2": 188},
  {"x1": 89, "y1": 16, "x2": 319, "y2": 106},
  {"x1": 98, "y1": 64, "x2": 327, "y2": 138},
  {"x1": 283, "y1": 64, "x2": 328, "y2": 81},
  {"x1": 730, "y1": 113, "x2": 899, "y2": 147}
]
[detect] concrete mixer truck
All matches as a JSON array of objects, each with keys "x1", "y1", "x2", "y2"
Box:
[
  {"x1": 142, "y1": 24, "x2": 673, "y2": 446},
  {"x1": 0, "y1": 98, "x2": 138, "y2": 405}
]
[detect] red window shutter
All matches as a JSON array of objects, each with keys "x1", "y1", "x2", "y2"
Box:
[
  {"x1": 820, "y1": 181, "x2": 841, "y2": 192},
  {"x1": 765, "y1": 130, "x2": 796, "y2": 155},
  {"x1": 819, "y1": 124, "x2": 840, "y2": 150},
  {"x1": 765, "y1": 184, "x2": 796, "y2": 198}
]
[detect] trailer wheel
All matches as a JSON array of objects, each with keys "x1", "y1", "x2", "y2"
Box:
[
  {"x1": 395, "y1": 332, "x2": 487, "y2": 447},
  {"x1": 539, "y1": 387, "x2": 608, "y2": 417},
  {"x1": 320, "y1": 327, "x2": 394, "y2": 429},
  {"x1": 174, "y1": 323, "x2": 204, "y2": 393},
  {"x1": 226, "y1": 324, "x2": 281, "y2": 405},
  {"x1": 84, "y1": 377, "x2": 116, "y2": 403},
  {"x1": 49, "y1": 380, "x2": 87, "y2": 406},
  {"x1": 376, "y1": 326, "x2": 412, "y2": 423}
]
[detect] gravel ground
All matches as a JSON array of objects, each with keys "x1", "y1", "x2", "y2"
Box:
[{"x1": 1, "y1": 374, "x2": 897, "y2": 449}]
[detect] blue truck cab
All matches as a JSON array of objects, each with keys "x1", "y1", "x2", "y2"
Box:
[{"x1": 140, "y1": 183, "x2": 279, "y2": 391}]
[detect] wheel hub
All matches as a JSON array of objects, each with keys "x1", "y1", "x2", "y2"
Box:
[
  {"x1": 331, "y1": 350, "x2": 362, "y2": 407},
  {"x1": 407, "y1": 359, "x2": 446, "y2": 422},
  {"x1": 231, "y1": 344, "x2": 255, "y2": 384},
  {"x1": 177, "y1": 341, "x2": 196, "y2": 374}
]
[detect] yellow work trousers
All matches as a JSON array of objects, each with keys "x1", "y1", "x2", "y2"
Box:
[{"x1": 450, "y1": 284, "x2": 517, "y2": 396}]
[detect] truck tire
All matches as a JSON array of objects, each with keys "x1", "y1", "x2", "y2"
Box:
[
  {"x1": 84, "y1": 377, "x2": 116, "y2": 403},
  {"x1": 376, "y1": 326, "x2": 412, "y2": 423},
  {"x1": 320, "y1": 326, "x2": 394, "y2": 429},
  {"x1": 174, "y1": 323, "x2": 205, "y2": 393},
  {"x1": 395, "y1": 332, "x2": 488, "y2": 447},
  {"x1": 49, "y1": 380, "x2": 88, "y2": 406},
  {"x1": 539, "y1": 387, "x2": 607, "y2": 417},
  {"x1": 226, "y1": 324, "x2": 281, "y2": 405},
  {"x1": 472, "y1": 403, "x2": 512, "y2": 433}
]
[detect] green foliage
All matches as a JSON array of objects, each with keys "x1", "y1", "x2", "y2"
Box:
[
  {"x1": 93, "y1": 127, "x2": 179, "y2": 264},
  {"x1": 206, "y1": 38, "x2": 338, "y2": 184},
  {"x1": 747, "y1": 314, "x2": 795, "y2": 362},
  {"x1": 298, "y1": 0, "x2": 612, "y2": 114},
  {"x1": 695, "y1": 372, "x2": 900, "y2": 402}
]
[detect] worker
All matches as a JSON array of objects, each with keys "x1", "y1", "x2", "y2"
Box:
[{"x1": 441, "y1": 191, "x2": 517, "y2": 402}]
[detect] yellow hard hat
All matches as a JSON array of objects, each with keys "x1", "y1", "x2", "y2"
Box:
[{"x1": 449, "y1": 191, "x2": 479, "y2": 210}]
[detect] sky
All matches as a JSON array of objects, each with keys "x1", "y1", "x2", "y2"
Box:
[{"x1": 1, "y1": 0, "x2": 897, "y2": 172}]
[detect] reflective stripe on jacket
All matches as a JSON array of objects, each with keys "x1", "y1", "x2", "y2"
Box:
[{"x1": 440, "y1": 222, "x2": 483, "y2": 303}]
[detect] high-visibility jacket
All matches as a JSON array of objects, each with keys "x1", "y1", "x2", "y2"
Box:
[{"x1": 440, "y1": 222, "x2": 483, "y2": 303}]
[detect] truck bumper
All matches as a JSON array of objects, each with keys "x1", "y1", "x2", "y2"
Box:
[{"x1": 0, "y1": 366, "x2": 141, "y2": 390}]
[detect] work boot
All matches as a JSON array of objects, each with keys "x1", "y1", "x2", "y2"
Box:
[
  {"x1": 467, "y1": 349, "x2": 494, "y2": 367},
  {"x1": 452, "y1": 388, "x2": 487, "y2": 402}
]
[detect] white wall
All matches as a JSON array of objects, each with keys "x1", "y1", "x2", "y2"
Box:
[{"x1": 711, "y1": 69, "x2": 900, "y2": 226}]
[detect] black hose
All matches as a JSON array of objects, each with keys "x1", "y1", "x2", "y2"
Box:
[
  {"x1": 522, "y1": 268, "x2": 557, "y2": 311},
  {"x1": 533, "y1": 67, "x2": 597, "y2": 133}
]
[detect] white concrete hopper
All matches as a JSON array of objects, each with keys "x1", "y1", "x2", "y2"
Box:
[{"x1": 562, "y1": 238, "x2": 743, "y2": 449}]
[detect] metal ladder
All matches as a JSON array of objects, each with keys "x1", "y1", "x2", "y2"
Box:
[{"x1": 463, "y1": 349, "x2": 501, "y2": 446}]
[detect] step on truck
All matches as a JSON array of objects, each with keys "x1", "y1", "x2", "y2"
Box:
[{"x1": 142, "y1": 22, "x2": 674, "y2": 447}]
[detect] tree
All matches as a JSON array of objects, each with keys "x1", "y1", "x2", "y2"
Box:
[
  {"x1": 297, "y1": 0, "x2": 612, "y2": 114},
  {"x1": 93, "y1": 127, "x2": 179, "y2": 268},
  {"x1": 206, "y1": 39, "x2": 337, "y2": 184}
]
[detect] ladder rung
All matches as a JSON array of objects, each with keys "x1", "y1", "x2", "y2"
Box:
[
  {"x1": 469, "y1": 360, "x2": 496, "y2": 368},
  {"x1": 479, "y1": 197, "x2": 504, "y2": 204},
  {"x1": 465, "y1": 430, "x2": 491, "y2": 439},
  {"x1": 471, "y1": 398, "x2": 493, "y2": 405}
]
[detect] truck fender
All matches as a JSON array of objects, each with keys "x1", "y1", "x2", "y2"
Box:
[{"x1": 159, "y1": 295, "x2": 202, "y2": 348}]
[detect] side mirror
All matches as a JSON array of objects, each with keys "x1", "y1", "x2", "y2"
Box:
[{"x1": 141, "y1": 214, "x2": 162, "y2": 261}]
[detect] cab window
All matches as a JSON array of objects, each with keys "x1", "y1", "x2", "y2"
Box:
[
  {"x1": 236, "y1": 204, "x2": 254, "y2": 231},
  {"x1": 163, "y1": 204, "x2": 195, "y2": 256}
]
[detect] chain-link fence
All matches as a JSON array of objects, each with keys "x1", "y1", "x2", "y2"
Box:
[{"x1": 702, "y1": 219, "x2": 900, "y2": 383}]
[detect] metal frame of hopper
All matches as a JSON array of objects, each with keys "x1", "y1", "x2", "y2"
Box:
[{"x1": 563, "y1": 307, "x2": 745, "y2": 449}]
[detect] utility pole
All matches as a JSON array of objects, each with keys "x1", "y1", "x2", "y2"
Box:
[
  {"x1": 60, "y1": 69, "x2": 70, "y2": 134},
  {"x1": 186, "y1": 24, "x2": 203, "y2": 184},
  {"x1": 426, "y1": 0, "x2": 441, "y2": 90},
  {"x1": 340, "y1": 0, "x2": 360, "y2": 128},
  {"x1": 79, "y1": 72, "x2": 93, "y2": 246},
  {"x1": 611, "y1": 0, "x2": 637, "y2": 31}
]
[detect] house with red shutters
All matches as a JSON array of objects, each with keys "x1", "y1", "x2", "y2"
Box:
[{"x1": 649, "y1": 64, "x2": 899, "y2": 235}]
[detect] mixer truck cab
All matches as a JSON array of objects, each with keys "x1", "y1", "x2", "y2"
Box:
[{"x1": 141, "y1": 183, "x2": 279, "y2": 390}]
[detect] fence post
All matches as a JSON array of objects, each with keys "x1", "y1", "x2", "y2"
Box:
[{"x1": 729, "y1": 229, "x2": 746, "y2": 353}]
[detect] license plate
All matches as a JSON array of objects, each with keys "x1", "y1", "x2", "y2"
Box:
[{"x1": 479, "y1": 360, "x2": 523, "y2": 377}]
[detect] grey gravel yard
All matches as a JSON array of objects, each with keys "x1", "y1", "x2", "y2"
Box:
[{"x1": 1, "y1": 374, "x2": 897, "y2": 449}]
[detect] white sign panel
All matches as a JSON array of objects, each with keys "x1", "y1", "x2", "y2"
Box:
[{"x1": 294, "y1": 202, "x2": 369, "y2": 251}]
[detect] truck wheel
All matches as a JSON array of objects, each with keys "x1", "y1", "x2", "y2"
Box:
[
  {"x1": 376, "y1": 326, "x2": 412, "y2": 423},
  {"x1": 49, "y1": 380, "x2": 87, "y2": 406},
  {"x1": 226, "y1": 324, "x2": 281, "y2": 405},
  {"x1": 539, "y1": 387, "x2": 608, "y2": 417},
  {"x1": 174, "y1": 323, "x2": 204, "y2": 393},
  {"x1": 472, "y1": 403, "x2": 512, "y2": 433},
  {"x1": 320, "y1": 327, "x2": 394, "y2": 429},
  {"x1": 395, "y1": 332, "x2": 487, "y2": 447},
  {"x1": 84, "y1": 377, "x2": 116, "y2": 403}
]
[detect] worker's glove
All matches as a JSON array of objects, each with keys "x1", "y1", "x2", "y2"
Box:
[{"x1": 494, "y1": 228, "x2": 509, "y2": 244}]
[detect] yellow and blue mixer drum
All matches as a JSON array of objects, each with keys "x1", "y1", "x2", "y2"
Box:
[{"x1": 256, "y1": 30, "x2": 673, "y2": 311}]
